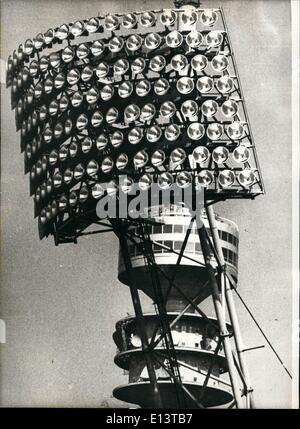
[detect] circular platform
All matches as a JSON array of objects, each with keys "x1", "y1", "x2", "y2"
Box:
[
  {"x1": 113, "y1": 380, "x2": 233, "y2": 408},
  {"x1": 114, "y1": 347, "x2": 228, "y2": 373}
]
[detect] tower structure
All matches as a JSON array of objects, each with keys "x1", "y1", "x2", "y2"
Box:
[{"x1": 6, "y1": 0, "x2": 264, "y2": 409}]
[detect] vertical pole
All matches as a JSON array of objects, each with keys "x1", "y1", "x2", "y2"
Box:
[
  {"x1": 195, "y1": 214, "x2": 244, "y2": 409},
  {"x1": 206, "y1": 204, "x2": 254, "y2": 408},
  {"x1": 118, "y1": 227, "x2": 163, "y2": 409}
]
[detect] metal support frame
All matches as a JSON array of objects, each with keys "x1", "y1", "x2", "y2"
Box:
[
  {"x1": 195, "y1": 213, "x2": 244, "y2": 409},
  {"x1": 122, "y1": 215, "x2": 242, "y2": 408},
  {"x1": 112, "y1": 219, "x2": 163, "y2": 409},
  {"x1": 206, "y1": 204, "x2": 254, "y2": 408}
]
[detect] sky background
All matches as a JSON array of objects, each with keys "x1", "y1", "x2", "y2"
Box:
[{"x1": 0, "y1": 0, "x2": 293, "y2": 408}]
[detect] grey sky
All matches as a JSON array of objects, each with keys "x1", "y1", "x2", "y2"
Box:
[{"x1": 0, "y1": 0, "x2": 293, "y2": 408}]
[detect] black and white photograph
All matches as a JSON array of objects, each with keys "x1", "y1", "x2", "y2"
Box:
[{"x1": 0, "y1": 0, "x2": 299, "y2": 412}]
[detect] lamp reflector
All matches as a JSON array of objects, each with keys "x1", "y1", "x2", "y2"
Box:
[
  {"x1": 176, "y1": 171, "x2": 192, "y2": 188},
  {"x1": 193, "y1": 146, "x2": 210, "y2": 163},
  {"x1": 198, "y1": 170, "x2": 214, "y2": 187},
  {"x1": 187, "y1": 123, "x2": 205, "y2": 140},
  {"x1": 212, "y1": 146, "x2": 229, "y2": 164},
  {"x1": 139, "y1": 173, "x2": 153, "y2": 190},
  {"x1": 233, "y1": 146, "x2": 250, "y2": 163},
  {"x1": 218, "y1": 170, "x2": 235, "y2": 188},
  {"x1": 158, "y1": 172, "x2": 173, "y2": 189}
]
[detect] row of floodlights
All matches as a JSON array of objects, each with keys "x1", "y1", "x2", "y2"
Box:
[
  {"x1": 32, "y1": 145, "x2": 251, "y2": 185},
  {"x1": 18, "y1": 9, "x2": 219, "y2": 55},
  {"x1": 16, "y1": 52, "x2": 230, "y2": 92},
  {"x1": 8, "y1": 26, "x2": 225, "y2": 79},
  {"x1": 22, "y1": 77, "x2": 236, "y2": 118},
  {"x1": 38, "y1": 168, "x2": 256, "y2": 224},
  {"x1": 23, "y1": 114, "x2": 245, "y2": 150},
  {"x1": 23, "y1": 30, "x2": 224, "y2": 59},
  {"x1": 25, "y1": 118, "x2": 246, "y2": 167}
]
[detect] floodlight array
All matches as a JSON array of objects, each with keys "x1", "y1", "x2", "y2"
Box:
[{"x1": 6, "y1": 7, "x2": 264, "y2": 240}]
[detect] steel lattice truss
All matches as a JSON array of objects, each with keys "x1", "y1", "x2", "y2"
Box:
[{"x1": 6, "y1": 7, "x2": 264, "y2": 243}]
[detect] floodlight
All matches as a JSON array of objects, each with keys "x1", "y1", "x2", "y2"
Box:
[
  {"x1": 105, "y1": 14, "x2": 119, "y2": 31},
  {"x1": 177, "y1": 77, "x2": 194, "y2": 95},
  {"x1": 114, "y1": 59, "x2": 130, "y2": 75},
  {"x1": 171, "y1": 54, "x2": 188, "y2": 71},
  {"x1": 212, "y1": 146, "x2": 229, "y2": 164},
  {"x1": 166, "y1": 31, "x2": 183, "y2": 48},
  {"x1": 160, "y1": 101, "x2": 176, "y2": 118},
  {"x1": 187, "y1": 123, "x2": 205, "y2": 140},
  {"x1": 170, "y1": 148, "x2": 186, "y2": 166},
  {"x1": 181, "y1": 100, "x2": 198, "y2": 118},
  {"x1": 102, "y1": 157, "x2": 114, "y2": 173},
  {"x1": 118, "y1": 81, "x2": 134, "y2": 98},
  {"x1": 134, "y1": 150, "x2": 149, "y2": 168},
  {"x1": 140, "y1": 103, "x2": 156, "y2": 121},
  {"x1": 140, "y1": 11, "x2": 156, "y2": 27},
  {"x1": 109, "y1": 36, "x2": 124, "y2": 53},
  {"x1": 74, "y1": 163, "x2": 85, "y2": 180},
  {"x1": 76, "y1": 43, "x2": 90, "y2": 59},
  {"x1": 165, "y1": 124, "x2": 181, "y2": 141},
  {"x1": 131, "y1": 57, "x2": 146, "y2": 74},
  {"x1": 186, "y1": 30, "x2": 203, "y2": 48},
  {"x1": 82, "y1": 137, "x2": 93, "y2": 153},
  {"x1": 211, "y1": 54, "x2": 229, "y2": 72},
  {"x1": 136, "y1": 80, "x2": 151, "y2": 97},
  {"x1": 207, "y1": 123, "x2": 223, "y2": 140},
  {"x1": 126, "y1": 35, "x2": 143, "y2": 51},
  {"x1": 116, "y1": 153, "x2": 129, "y2": 170},
  {"x1": 217, "y1": 76, "x2": 234, "y2": 94},
  {"x1": 233, "y1": 146, "x2": 250, "y2": 163},
  {"x1": 122, "y1": 13, "x2": 137, "y2": 29},
  {"x1": 222, "y1": 100, "x2": 238, "y2": 118},
  {"x1": 227, "y1": 122, "x2": 245, "y2": 140},
  {"x1": 201, "y1": 9, "x2": 218, "y2": 26},
  {"x1": 206, "y1": 31, "x2": 223, "y2": 47},
  {"x1": 151, "y1": 150, "x2": 165, "y2": 167},
  {"x1": 158, "y1": 172, "x2": 173, "y2": 189},
  {"x1": 193, "y1": 146, "x2": 210, "y2": 163},
  {"x1": 101, "y1": 85, "x2": 114, "y2": 101},
  {"x1": 96, "y1": 134, "x2": 109, "y2": 151},
  {"x1": 128, "y1": 127, "x2": 143, "y2": 144},
  {"x1": 218, "y1": 170, "x2": 235, "y2": 187},
  {"x1": 125, "y1": 104, "x2": 140, "y2": 123},
  {"x1": 86, "y1": 17, "x2": 100, "y2": 33},
  {"x1": 56, "y1": 24, "x2": 69, "y2": 40},
  {"x1": 201, "y1": 100, "x2": 218, "y2": 118},
  {"x1": 71, "y1": 20, "x2": 85, "y2": 37},
  {"x1": 149, "y1": 55, "x2": 166, "y2": 72},
  {"x1": 111, "y1": 130, "x2": 124, "y2": 148},
  {"x1": 154, "y1": 78, "x2": 170, "y2": 96},
  {"x1": 237, "y1": 169, "x2": 255, "y2": 187},
  {"x1": 145, "y1": 33, "x2": 161, "y2": 50},
  {"x1": 87, "y1": 87, "x2": 100, "y2": 104},
  {"x1": 176, "y1": 171, "x2": 192, "y2": 188},
  {"x1": 147, "y1": 125, "x2": 162, "y2": 143},
  {"x1": 92, "y1": 183, "x2": 105, "y2": 199},
  {"x1": 91, "y1": 40, "x2": 105, "y2": 56},
  {"x1": 191, "y1": 54, "x2": 208, "y2": 71},
  {"x1": 96, "y1": 62, "x2": 109, "y2": 78},
  {"x1": 198, "y1": 170, "x2": 214, "y2": 187},
  {"x1": 160, "y1": 9, "x2": 177, "y2": 26},
  {"x1": 139, "y1": 173, "x2": 153, "y2": 190},
  {"x1": 107, "y1": 180, "x2": 118, "y2": 196}
]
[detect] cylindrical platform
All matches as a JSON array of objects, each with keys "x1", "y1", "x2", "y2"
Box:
[
  {"x1": 118, "y1": 205, "x2": 239, "y2": 308},
  {"x1": 113, "y1": 312, "x2": 233, "y2": 408}
]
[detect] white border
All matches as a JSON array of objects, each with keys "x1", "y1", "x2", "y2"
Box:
[{"x1": 291, "y1": 0, "x2": 300, "y2": 410}]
